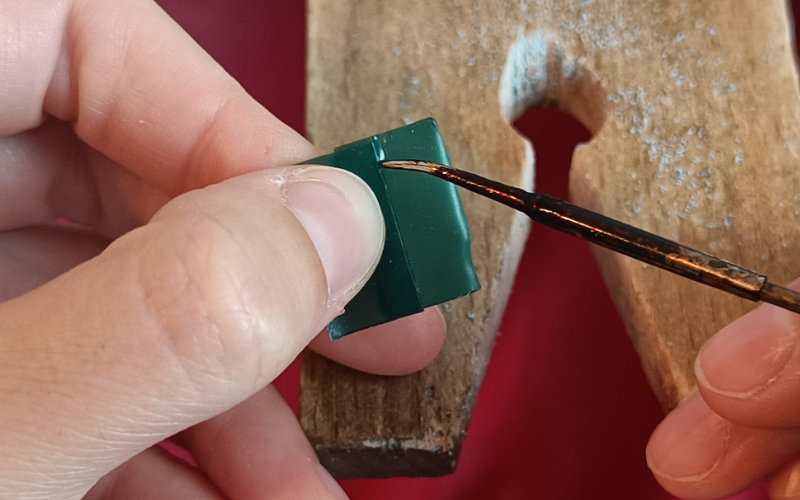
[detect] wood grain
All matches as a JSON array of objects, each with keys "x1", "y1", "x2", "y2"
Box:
[{"x1": 302, "y1": 0, "x2": 800, "y2": 477}]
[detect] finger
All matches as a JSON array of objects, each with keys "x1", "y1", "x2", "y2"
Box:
[
  {"x1": 0, "y1": 119, "x2": 82, "y2": 230},
  {"x1": 646, "y1": 391, "x2": 800, "y2": 500},
  {"x1": 0, "y1": 224, "x2": 108, "y2": 302},
  {"x1": 309, "y1": 307, "x2": 446, "y2": 376},
  {"x1": 0, "y1": 0, "x2": 70, "y2": 135},
  {"x1": 768, "y1": 455, "x2": 800, "y2": 500},
  {"x1": 0, "y1": 166, "x2": 382, "y2": 498},
  {"x1": 176, "y1": 386, "x2": 348, "y2": 500},
  {"x1": 0, "y1": 228, "x2": 444, "y2": 379},
  {"x1": 84, "y1": 446, "x2": 227, "y2": 500},
  {"x1": 0, "y1": 118, "x2": 170, "y2": 235},
  {"x1": 1, "y1": 125, "x2": 445, "y2": 376},
  {"x1": 4, "y1": 0, "x2": 315, "y2": 195},
  {"x1": 694, "y1": 278, "x2": 800, "y2": 428}
]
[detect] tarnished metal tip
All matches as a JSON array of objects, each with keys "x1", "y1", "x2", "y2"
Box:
[
  {"x1": 382, "y1": 160, "x2": 441, "y2": 173},
  {"x1": 760, "y1": 282, "x2": 800, "y2": 314}
]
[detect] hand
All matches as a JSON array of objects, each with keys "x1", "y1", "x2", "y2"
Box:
[
  {"x1": 0, "y1": 0, "x2": 445, "y2": 498},
  {"x1": 646, "y1": 278, "x2": 800, "y2": 499}
]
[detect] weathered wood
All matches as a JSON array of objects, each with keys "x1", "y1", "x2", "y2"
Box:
[{"x1": 302, "y1": 0, "x2": 800, "y2": 477}]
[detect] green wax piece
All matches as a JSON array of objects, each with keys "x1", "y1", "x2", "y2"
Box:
[{"x1": 306, "y1": 118, "x2": 480, "y2": 339}]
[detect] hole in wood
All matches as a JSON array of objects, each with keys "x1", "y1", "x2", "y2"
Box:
[
  {"x1": 500, "y1": 30, "x2": 606, "y2": 135},
  {"x1": 512, "y1": 108, "x2": 591, "y2": 198}
]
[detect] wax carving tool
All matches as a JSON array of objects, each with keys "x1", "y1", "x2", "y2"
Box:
[{"x1": 383, "y1": 160, "x2": 800, "y2": 315}]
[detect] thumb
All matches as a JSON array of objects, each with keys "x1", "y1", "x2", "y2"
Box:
[{"x1": 0, "y1": 166, "x2": 383, "y2": 497}]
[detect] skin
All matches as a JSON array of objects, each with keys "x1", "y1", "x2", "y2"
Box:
[
  {"x1": 0, "y1": 0, "x2": 445, "y2": 498},
  {"x1": 7, "y1": 1, "x2": 799, "y2": 499},
  {"x1": 646, "y1": 278, "x2": 800, "y2": 500}
]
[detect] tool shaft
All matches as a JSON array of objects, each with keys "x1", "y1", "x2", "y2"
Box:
[{"x1": 383, "y1": 160, "x2": 800, "y2": 314}]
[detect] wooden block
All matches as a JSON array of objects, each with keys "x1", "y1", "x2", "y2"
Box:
[{"x1": 302, "y1": 0, "x2": 800, "y2": 477}]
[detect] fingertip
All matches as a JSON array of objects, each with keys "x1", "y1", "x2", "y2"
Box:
[
  {"x1": 695, "y1": 302, "x2": 795, "y2": 400},
  {"x1": 646, "y1": 391, "x2": 729, "y2": 489},
  {"x1": 281, "y1": 166, "x2": 385, "y2": 306},
  {"x1": 694, "y1": 294, "x2": 800, "y2": 427},
  {"x1": 308, "y1": 307, "x2": 446, "y2": 376}
]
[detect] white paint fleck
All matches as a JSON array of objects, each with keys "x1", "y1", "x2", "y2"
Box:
[
  {"x1": 697, "y1": 168, "x2": 712, "y2": 177},
  {"x1": 674, "y1": 32, "x2": 686, "y2": 42},
  {"x1": 671, "y1": 166, "x2": 687, "y2": 186},
  {"x1": 723, "y1": 213, "x2": 734, "y2": 228},
  {"x1": 634, "y1": 197, "x2": 644, "y2": 214},
  {"x1": 734, "y1": 148, "x2": 744, "y2": 165},
  {"x1": 713, "y1": 77, "x2": 739, "y2": 97},
  {"x1": 684, "y1": 194, "x2": 699, "y2": 213},
  {"x1": 500, "y1": 30, "x2": 551, "y2": 118},
  {"x1": 562, "y1": 59, "x2": 579, "y2": 79},
  {"x1": 667, "y1": 210, "x2": 686, "y2": 220}
]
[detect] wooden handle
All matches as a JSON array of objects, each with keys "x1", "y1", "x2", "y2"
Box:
[{"x1": 303, "y1": 0, "x2": 800, "y2": 477}]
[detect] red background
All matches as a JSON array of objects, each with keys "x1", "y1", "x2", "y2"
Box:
[{"x1": 154, "y1": 1, "x2": 796, "y2": 498}]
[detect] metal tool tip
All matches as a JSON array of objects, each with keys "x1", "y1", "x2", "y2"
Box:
[
  {"x1": 760, "y1": 282, "x2": 800, "y2": 315},
  {"x1": 382, "y1": 160, "x2": 442, "y2": 173}
]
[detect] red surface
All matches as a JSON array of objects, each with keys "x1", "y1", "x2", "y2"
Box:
[{"x1": 154, "y1": 1, "x2": 788, "y2": 498}]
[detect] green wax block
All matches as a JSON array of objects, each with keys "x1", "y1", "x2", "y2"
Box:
[{"x1": 305, "y1": 118, "x2": 481, "y2": 339}]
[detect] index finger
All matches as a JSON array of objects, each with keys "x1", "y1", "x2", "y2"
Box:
[{"x1": 4, "y1": 0, "x2": 314, "y2": 194}]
